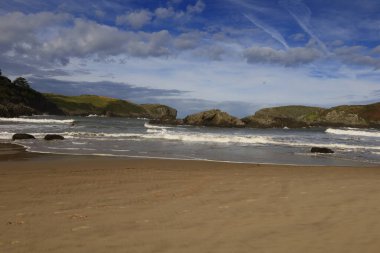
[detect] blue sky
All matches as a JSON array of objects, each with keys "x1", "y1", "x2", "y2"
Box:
[{"x1": 1, "y1": 0, "x2": 380, "y2": 117}]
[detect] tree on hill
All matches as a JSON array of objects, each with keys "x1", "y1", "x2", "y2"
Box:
[
  {"x1": 13, "y1": 77, "x2": 30, "y2": 88},
  {"x1": 0, "y1": 68, "x2": 2, "y2": 76}
]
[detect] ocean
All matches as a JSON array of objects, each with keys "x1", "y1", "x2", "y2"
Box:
[{"x1": 1, "y1": 115, "x2": 380, "y2": 166}]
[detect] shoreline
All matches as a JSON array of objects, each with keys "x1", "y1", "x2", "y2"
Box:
[
  {"x1": 1, "y1": 144, "x2": 380, "y2": 252},
  {"x1": 1, "y1": 142, "x2": 378, "y2": 167}
]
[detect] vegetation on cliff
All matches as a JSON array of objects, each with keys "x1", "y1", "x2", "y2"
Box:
[
  {"x1": 242, "y1": 106, "x2": 324, "y2": 128},
  {"x1": 242, "y1": 104, "x2": 380, "y2": 128},
  {"x1": 0, "y1": 75, "x2": 63, "y2": 117}
]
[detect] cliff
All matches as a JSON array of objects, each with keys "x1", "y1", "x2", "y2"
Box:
[{"x1": 242, "y1": 104, "x2": 380, "y2": 128}]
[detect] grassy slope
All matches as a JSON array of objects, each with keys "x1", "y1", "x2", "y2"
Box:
[
  {"x1": 243, "y1": 103, "x2": 380, "y2": 128},
  {"x1": 44, "y1": 94, "x2": 148, "y2": 117},
  {"x1": 254, "y1": 106, "x2": 324, "y2": 119}
]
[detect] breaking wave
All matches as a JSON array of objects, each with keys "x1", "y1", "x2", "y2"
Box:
[
  {"x1": 144, "y1": 123, "x2": 171, "y2": 129},
  {"x1": 0, "y1": 117, "x2": 75, "y2": 124},
  {"x1": 326, "y1": 128, "x2": 380, "y2": 138}
]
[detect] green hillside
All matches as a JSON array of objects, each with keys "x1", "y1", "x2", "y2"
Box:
[
  {"x1": 44, "y1": 94, "x2": 147, "y2": 117},
  {"x1": 242, "y1": 104, "x2": 380, "y2": 128},
  {"x1": 0, "y1": 74, "x2": 177, "y2": 119}
]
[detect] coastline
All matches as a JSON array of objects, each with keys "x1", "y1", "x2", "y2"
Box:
[{"x1": 1, "y1": 143, "x2": 380, "y2": 252}]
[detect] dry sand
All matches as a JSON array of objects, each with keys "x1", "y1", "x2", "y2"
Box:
[{"x1": 1, "y1": 144, "x2": 380, "y2": 252}]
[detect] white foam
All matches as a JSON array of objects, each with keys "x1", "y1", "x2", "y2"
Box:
[
  {"x1": 63, "y1": 132, "x2": 144, "y2": 138},
  {"x1": 72, "y1": 142, "x2": 87, "y2": 145},
  {"x1": 144, "y1": 122, "x2": 171, "y2": 129},
  {"x1": 0, "y1": 131, "x2": 13, "y2": 140},
  {"x1": 0, "y1": 117, "x2": 75, "y2": 124},
  {"x1": 326, "y1": 128, "x2": 380, "y2": 138},
  {"x1": 143, "y1": 130, "x2": 276, "y2": 144},
  {"x1": 140, "y1": 130, "x2": 380, "y2": 151}
]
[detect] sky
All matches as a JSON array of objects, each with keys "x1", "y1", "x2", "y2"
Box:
[{"x1": 1, "y1": 0, "x2": 380, "y2": 117}]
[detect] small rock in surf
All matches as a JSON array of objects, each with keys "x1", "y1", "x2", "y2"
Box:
[
  {"x1": 12, "y1": 133, "x2": 35, "y2": 141},
  {"x1": 44, "y1": 134, "x2": 65, "y2": 141},
  {"x1": 311, "y1": 147, "x2": 334, "y2": 154}
]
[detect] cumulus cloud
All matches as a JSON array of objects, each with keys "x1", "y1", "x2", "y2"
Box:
[
  {"x1": 154, "y1": 0, "x2": 205, "y2": 20},
  {"x1": 155, "y1": 7, "x2": 176, "y2": 19},
  {"x1": 0, "y1": 12, "x2": 180, "y2": 68},
  {"x1": 0, "y1": 12, "x2": 70, "y2": 53},
  {"x1": 334, "y1": 46, "x2": 380, "y2": 69},
  {"x1": 244, "y1": 46, "x2": 322, "y2": 66},
  {"x1": 174, "y1": 31, "x2": 203, "y2": 50},
  {"x1": 116, "y1": 9, "x2": 153, "y2": 29},
  {"x1": 42, "y1": 19, "x2": 173, "y2": 62},
  {"x1": 186, "y1": 0, "x2": 206, "y2": 14},
  {"x1": 373, "y1": 45, "x2": 380, "y2": 54}
]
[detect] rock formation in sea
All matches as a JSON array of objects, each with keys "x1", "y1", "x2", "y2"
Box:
[
  {"x1": 183, "y1": 109, "x2": 245, "y2": 128},
  {"x1": 242, "y1": 104, "x2": 380, "y2": 128}
]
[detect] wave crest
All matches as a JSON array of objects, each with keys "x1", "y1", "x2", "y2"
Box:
[
  {"x1": 326, "y1": 128, "x2": 380, "y2": 138},
  {"x1": 0, "y1": 117, "x2": 75, "y2": 124}
]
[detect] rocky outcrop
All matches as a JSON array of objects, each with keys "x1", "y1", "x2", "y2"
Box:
[
  {"x1": 316, "y1": 104, "x2": 380, "y2": 128},
  {"x1": 44, "y1": 134, "x2": 65, "y2": 141},
  {"x1": 12, "y1": 133, "x2": 35, "y2": 141},
  {"x1": 0, "y1": 75, "x2": 63, "y2": 117},
  {"x1": 242, "y1": 103, "x2": 380, "y2": 128},
  {"x1": 311, "y1": 147, "x2": 334, "y2": 154},
  {"x1": 141, "y1": 104, "x2": 177, "y2": 120},
  {"x1": 242, "y1": 106, "x2": 324, "y2": 128},
  {"x1": 184, "y1": 109, "x2": 245, "y2": 127}
]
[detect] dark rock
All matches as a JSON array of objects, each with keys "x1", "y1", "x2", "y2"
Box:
[
  {"x1": 311, "y1": 147, "x2": 334, "y2": 154},
  {"x1": 12, "y1": 133, "x2": 35, "y2": 141},
  {"x1": 148, "y1": 118, "x2": 183, "y2": 126},
  {"x1": 44, "y1": 134, "x2": 65, "y2": 141},
  {"x1": 141, "y1": 104, "x2": 177, "y2": 120},
  {"x1": 184, "y1": 109, "x2": 245, "y2": 128}
]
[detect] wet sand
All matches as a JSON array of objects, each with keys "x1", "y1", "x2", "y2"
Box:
[{"x1": 1, "y1": 143, "x2": 380, "y2": 252}]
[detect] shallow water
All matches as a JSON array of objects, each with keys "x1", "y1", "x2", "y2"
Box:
[{"x1": 1, "y1": 115, "x2": 380, "y2": 166}]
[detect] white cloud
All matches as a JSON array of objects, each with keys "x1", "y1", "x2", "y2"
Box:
[
  {"x1": 155, "y1": 7, "x2": 176, "y2": 19},
  {"x1": 186, "y1": 0, "x2": 206, "y2": 14},
  {"x1": 244, "y1": 46, "x2": 322, "y2": 66},
  {"x1": 334, "y1": 46, "x2": 380, "y2": 69},
  {"x1": 174, "y1": 31, "x2": 203, "y2": 50},
  {"x1": 373, "y1": 45, "x2": 380, "y2": 54},
  {"x1": 116, "y1": 9, "x2": 153, "y2": 29}
]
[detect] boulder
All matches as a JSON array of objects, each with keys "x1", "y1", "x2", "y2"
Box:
[
  {"x1": 184, "y1": 109, "x2": 245, "y2": 128},
  {"x1": 44, "y1": 134, "x2": 65, "y2": 141},
  {"x1": 12, "y1": 133, "x2": 35, "y2": 141},
  {"x1": 311, "y1": 147, "x2": 334, "y2": 154}
]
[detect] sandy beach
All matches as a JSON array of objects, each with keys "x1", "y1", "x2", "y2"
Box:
[{"x1": 1, "y1": 144, "x2": 380, "y2": 253}]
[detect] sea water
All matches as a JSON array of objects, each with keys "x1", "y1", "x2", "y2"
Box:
[{"x1": 1, "y1": 115, "x2": 380, "y2": 166}]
